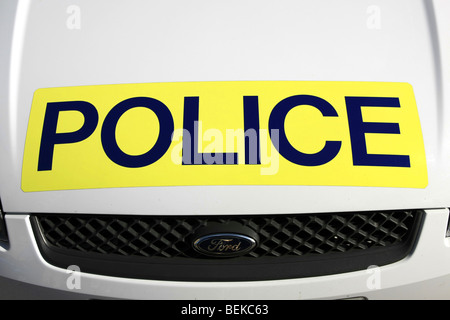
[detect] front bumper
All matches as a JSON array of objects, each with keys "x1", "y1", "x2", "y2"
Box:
[{"x1": 0, "y1": 208, "x2": 449, "y2": 300}]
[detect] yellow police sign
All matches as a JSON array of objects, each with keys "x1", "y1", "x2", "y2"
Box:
[{"x1": 22, "y1": 81, "x2": 427, "y2": 191}]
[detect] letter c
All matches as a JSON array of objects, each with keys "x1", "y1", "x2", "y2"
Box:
[{"x1": 268, "y1": 95, "x2": 341, "y2": 166}]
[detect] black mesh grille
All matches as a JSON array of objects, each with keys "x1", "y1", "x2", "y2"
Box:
[{"x1": 34, "y1": 210, "x2": 419, "y2": 259}]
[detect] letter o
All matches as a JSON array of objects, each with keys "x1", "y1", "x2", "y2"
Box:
[{"x1": 101, "y1": 97, "x2": 174, "y2": 168}]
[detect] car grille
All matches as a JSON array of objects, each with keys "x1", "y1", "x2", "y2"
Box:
[
  {"x1": 34, "y1": 210, "x2": 417, "y2": 258},
  {"x1": 31, "y1": 210, "x2": 423, "y2": 281}
]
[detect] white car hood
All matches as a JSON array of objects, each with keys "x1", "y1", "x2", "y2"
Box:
[{"x1": 1, "y1": 0, "x2": 450, "y2": 216}]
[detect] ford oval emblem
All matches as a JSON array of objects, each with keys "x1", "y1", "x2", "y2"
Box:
[{"x1": 193, "y1": 233, "x2": 257, "y2": 257}]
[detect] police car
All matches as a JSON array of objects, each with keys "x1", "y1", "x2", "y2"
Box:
[{"x1": 0, "y1": 0, "x2": 450, "y2": 300}]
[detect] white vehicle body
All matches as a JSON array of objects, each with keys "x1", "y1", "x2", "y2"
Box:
[{"x1": 0, "y1": 0, "x2": 450, "y2": 299}]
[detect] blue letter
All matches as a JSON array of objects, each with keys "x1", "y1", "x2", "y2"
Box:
[
  {"x1": 182, "y1": 97, "x2": 238, "y2": 165},
  {"x1": 268, "y1": 95, "x2": 341, "y2": 166},
  {"x1": 243, "y1": 96, "x2": 261, "y2": 165},
  {"x1": 101, "y1": 97, "x2": 174, "y2": 168},
  {"x1": 346, "y1": 97, "x2": 410, "y2": 167},
  {"x1": 38, "y1": 101, "x2": 98, "y2": 171}
]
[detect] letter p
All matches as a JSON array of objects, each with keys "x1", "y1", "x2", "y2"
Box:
[{"x1": 38, "y1": 101, "x2": 98, "y2": 171}]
